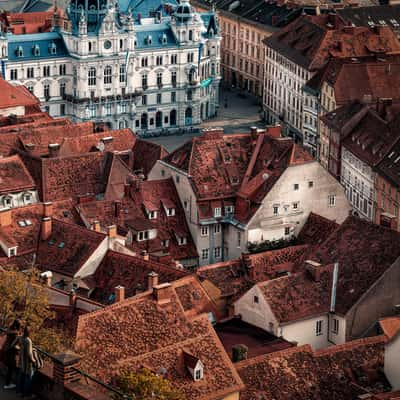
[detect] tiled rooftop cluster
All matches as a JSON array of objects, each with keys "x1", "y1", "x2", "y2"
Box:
[
  {"x1": 237, "y1": 336, "x2": 389, "y2": 400},
  {"x1": 75, "y1": 287, "x2": 244, "y2": 399},
  {"x1": 266, "y1": 14, "x2": 400, "y2": 71}
]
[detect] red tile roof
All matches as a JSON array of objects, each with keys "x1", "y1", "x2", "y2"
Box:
[
  {"x1": 297, "y1": 212, "x2": 340, "y2": 246},
  {"x1": 257, "y1": 215, "x2": 400, "y2": 322},
  {"x1": 78, "y1": 178, "x2": 198, "y2": 262},
  {"x1": 0, "y1": 154, "x2": 36, "y2": 194},
  {"x1": 75, "y1": 291, "x2": 244, "y2": 399},
  {"x1": 0, "y1": 79, "x2": 39, "y2": 110},
  {"x1": 237, "y1": 336, "x2": 388, "y2": 400},
  {"x1": 89, "y1": 250, "x2": 188, "y2": 303},
  {"x1": 266, "y1": 14, "x2": 400, "y2": 71},
  {"x1": 36, "y1": 219, "x2": 106, "y2": 278},
  {"x1": 163, "y1": 128, "x2": 312, "y2": 223}
]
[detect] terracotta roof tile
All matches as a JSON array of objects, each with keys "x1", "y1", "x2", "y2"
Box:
[
  {"x1": 297, "y1": 212, "x2": 339, "y2": 246},
  {"x1": 0, "y1": 154, "x2": 36, "y2": 194},
  {"x1": 75, "y1": 293, "x2": 244, "y2": 399},
  {"x1": 379, "y1": 316, "x2": 400, "y2": 341},
  {"x1": 0, "y1": 78, "x2": 39, "y2": 109},
  {"x1": 237, "y1": 336, "x2": 388, "y2": 400}
]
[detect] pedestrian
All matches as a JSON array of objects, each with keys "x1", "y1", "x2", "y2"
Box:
[
  {"x1": 17, "y1": 326, "x2": 36, "y2": 399},
  {"x1": 2, "y1": 319, "x2": 21, "y2": 389}
]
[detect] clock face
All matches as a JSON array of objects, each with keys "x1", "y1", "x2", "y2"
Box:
[{"x1": 104, "y1": 40, "x2": 112, "y2": 50}]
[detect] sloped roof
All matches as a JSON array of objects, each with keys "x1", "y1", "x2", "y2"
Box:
[
  {"x1": 75, "y1": 290, "x2": 244, "y2": 399},
  {"x1": 0, "y1": 154, "x2": 36, "y2": 194},
  {"x1": 36, "y1": 219, "x2": 106, "y2": 277},
  {"x1": 379, "y1": 316, "x2": 400, "y2": 341},
  {"x1": 237, "y1": 336, "x2": 388, "y2": 400},
  {"x1": 0, "y1": 78, "x2": 39, "y2": 109}
]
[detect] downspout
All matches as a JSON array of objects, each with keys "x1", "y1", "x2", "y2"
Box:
[{"x1": 328, "y1": 262, "x2": 339, "y2": 344}]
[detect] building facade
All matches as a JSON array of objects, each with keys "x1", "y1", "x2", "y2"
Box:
[{"x1": 0, "y1": 0, "x2": 221, "y2": 135}]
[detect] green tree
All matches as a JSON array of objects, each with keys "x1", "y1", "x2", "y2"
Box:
[
  {"x1": 0, "y1": 269, "x2": 65, "y2": 353},
  {"x1": 114, "y1": 368, "x2": 186, "y2": 400}
]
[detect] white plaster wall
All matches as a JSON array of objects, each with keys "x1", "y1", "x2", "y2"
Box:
[
  {"x1": 0, "y1": 190, "x2": 38, "y2": 211},
  {"x1": 75, "y1": 237, "x2": 109, "y2": 278},
  {"x1": 0, "y1": 105, "x2": 25, "y2": 116},
  {"x1": 234, "y1": 285, "x2": 279, "y2": 335},
  {"x1": 385, "y1": 336, "x2": 400, "y2": 390},
  {"x1": 281, "y1": 315, "x2": 329, "y2": 350},
  {"x1": 247, "y1": 161, "x2": 351, "y2": 242},
  {"x1": 327, "y1": 314, "x2": 346, "y2": 345}
]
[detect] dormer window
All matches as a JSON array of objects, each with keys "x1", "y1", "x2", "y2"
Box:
[
  {"x1": 178, "y1": 236, "x2": 187, "y2": 245},
  {"x1": 16, "y1": 46, "x2": 24, "y2": 57},
  {"x1": 146, "y1": 35, "x2": 152, "y2": 45},
  {"x1": 167, "y1": 208, "x2": 175, "y2": 216},
  {"x1": 183, "y1": 351, "x2": 204, "y2": 381},
  {"x1": 148, "y1": 210, "x2": 157, "y2": 220},
  {"x1": 3, "y1": 196, "x2": 12, "y2": 208},
  {"x1": 161, "y1": 34, "x2": 167, "y2": 44},
  {"x1": 162, "y1": 239, "x2": 169, "y2": 247},
  {"x1": 23, "y1": 193, "x2": 32, "y2": 204},
  {"x1": 225, "y1": 205, "x2": 234, "y2": 215},
  {"x1": 49, "y1": 43, "x2": 57, "y2": 55},
  {"x1": 8, "y1": 247, "x2": 17, "y2": 257},
  {"x1": 214, "y1": 207, "x2": 222, "y2": 218},
  {"x1": 33, "y1": 45, "x2": 40, "y2": 56}
]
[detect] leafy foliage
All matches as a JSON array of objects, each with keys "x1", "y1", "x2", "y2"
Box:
[
  {"x1": 247, "y1": 237, "x2": 298, "y2": 254},
  {"x1": 0, "y1": 269, "x2": 66, "y2": 353},
  {"x1": 114, "y1": 368, "x2": 186, "y2": 400}
]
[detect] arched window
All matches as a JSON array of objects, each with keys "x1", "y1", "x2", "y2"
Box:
[
  {"x1": 88, "y1": 42, "x2": 92, "y2": 52},
  {"x1": 88, "y1": 67, "x2": 96, "y2": 86},
  {"x1": 33, "y1": 45, "x2": 40, "y2": 56},
  {"x1": 185, "y1": 107, "x2": 192, "y2": 126},
  {"x1": 189, "y1": 30, "x2": 193, "y2": 41},
  {"x1": 16, "y1": 46, "x2": 24, "y2": 57},
  {"x1": 104, "y1": 65, "x2": 112, "y2": 85},
  {"x1": 170, "y1": 109, "x2": 177, "y2": 126}
]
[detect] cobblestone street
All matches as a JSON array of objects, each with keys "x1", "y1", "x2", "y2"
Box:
[{"x1": 146, "y1": 87, "x2": 264, "y2": 152}]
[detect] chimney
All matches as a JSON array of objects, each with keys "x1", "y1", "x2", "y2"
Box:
[
  {"x1": 305, "y1": 260, "x2": 322, "y2": 282},
  {"x1": 153, "y1": 283, "x2": 172, "y2": 305},
  {"x1": 0, "y1": 210, "x2": 12, "y2": 227},
  {"x1": 77, "y1": 194, "x2": 95, "y2": 204},
  {"x1": 44, "y1": 201, "x2": 53, "y2": 218},
  {"x1": 130, "y1": 176, "x2": 141, "y2": 192},
  {"x1": 41, "y1": 271, "x2": 53, "y2": 287},
  {"x1": 69, "y1": 289, "x2": 77, "y2": 308},
  {"x1": 48, "y1": 143, "x2": 61, "y2": 158},
  {"x1": 107, "y1": 225, "x2": 117, "y2": 238},
  {"x1": 148, "y1": 271, "x2": 159, "y2": 290},
  {"x1": 92, "y1": 220, "x2": 101, "y2": 232},
  {"x1": 379, "y1": 212, "x2": 397, "y2": 230},
  {"x1": 250, "y1": 126, "x2": 258, "y2": 141},
  {"x1": 41, "y1": 217, "x2": 52, "y2": 241},
  {"x1": 114, "y1": 200, "x2": 121, "y2": 218},
  {"x1": 114, "y1": 285, "x2": 125, "y2": 302},
  {"x1": 142, "y1": 250, "x2": 149, "y2": 261},
  {"x1": 25, "y1": 143, "x2": 35, "y2": 153},
  {"x1": 100, "y1": 136, "x2": 113, "y2": 151}
]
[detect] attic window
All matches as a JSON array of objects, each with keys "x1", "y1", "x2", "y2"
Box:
[
  {"x1": 146, "y1": 35, "x2": 153, "y2": 45},
  {"x1": 3, "y1": 197, "x2": 12, "y2": 207},
  {"x1": 33, "y1": 45, "x2": 40, "y2": 56},
  {"x1": 58, "y1": 242, "x2": 65, "y2": 249},
  {"x1": 16, "y1": 46, "x2": 24, "y2": 57},
  {"x1": 49, "y1": 43, "x2": 57, "y2": 55},
  {"x1": 9, "y1": 247, "x2": 17, "y2": 257},
  {"x1": 161, "y1": 33, "x2": 167, "y2": 44},
  {"x1": 162, "y1": 239, "x2": 169, "y2": 247},
  {"x1": 18, "y1": 220, "x2": 27, "y2": 227},
  {"x1": 167, "y1": 208, "x2": 175, "y2": 217},
  {"x1": 138, "y1": 231, "x2": 149, "y2": 241},
  {"x1": 225, "y1": 205, "x2": 234, "y2": 215},
  {"x1": 178, "y1": 236, "x2": 187, "y2": 245},
  {"x1": 25, "y1": 219, "x2": 32, "y2": 226},
  {"x1": 214, "y1": 207, "x2": 222, "y2": 218},
  {"x1": 148, "y1": 210, "x2": 157, "y2": 219}
]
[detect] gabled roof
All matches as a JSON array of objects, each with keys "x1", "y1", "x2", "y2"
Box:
[
  {"x1": 89, "y1": 249, "x2": 188, "y2": 303},
  {"x1": 379, "y1": 316, "x2": 400, "y2": 342},
  {"x1": 237, "y1": 336, "x2": 388, "y2": 400},
  {"x1": 0, "y1": 154, "x2": 36, "y2": 194},
  {"x1": 75, "y1": 289, "x2": 244, "y2": 399},
  {"x1": 0, "y1": 78, "x2": 39, "y2": 110},
  {"x1": 266, "y1": 14, "x2": 400, "y2": 71},
  {"x1": 297, "y1": 212, "x2": 339, "y2": 246},
  {"x1": 36, "y1": 219, "x2": 106, "y2": 278}
]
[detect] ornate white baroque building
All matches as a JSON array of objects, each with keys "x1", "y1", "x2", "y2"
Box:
[{"x1": 0, "y1": 0, "x2": 221, "y2": 135}]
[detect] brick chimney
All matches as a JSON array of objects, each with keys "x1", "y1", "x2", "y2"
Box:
[
  {"x1": 41, "y1": 217, "x2": 52, "y2": 241},
  {"x1": 69, "y1": 289, "x2": 77, "y2": 308},
  {"x1": 0, "y1": 210, "x2": 12, "y2": 227},
  {"x1": 107, "y1": 225, "x2": 117, "y2": 238},
  {"x1": 25, "y1": 143, "x2": 35, "y2": 154},
  {"x1": 142, "y1": 250, "x2": 149, "y2": 261},
  {"x1": 153, "y1": 283, "x2": 172, "y2": 304},
  {"x1": 100, "y1": 136, "x2": 113, "y2": 151},
  {"x1": 92, "y1": 220, "x2": 101, "y2": 232},
  {"x1": 305, "y1": 260, "x2": 322, "y2": 282},
  {"x1": 114, "y1": 285, "x2": 125, "y2": 302},
  {"x1": 250, "y1": 126, "x2": 258, "y2": 141},
  {"x1": 53, "y1": 351, "x2": 82, "y2": 386},
  {"x1": 114, "y1": 200, "x2": 122, "y2": 218},
  {"x1": 148, "y1": 271, "x2": 159, "y2": 290},
  {"x1": 48, "y1": 143, "x2": 61, "y2": 158}
]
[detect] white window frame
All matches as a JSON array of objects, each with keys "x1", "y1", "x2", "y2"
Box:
[
  {"x1": 201, "y1": 248, "x2": 209, "y2": 260},
  {"x1": 214, "y1": 207, "x2": 222, "y2": 218},
  {"x1": 201, "y1": 226, "x2": 209, "y2": 237},
  {"x1": 316, "y1": 320, "x2": 323, "y2": 336}
]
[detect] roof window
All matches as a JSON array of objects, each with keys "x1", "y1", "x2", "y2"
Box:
[
  {"x1": 145, "y1": 35, "x2": 152, "y2": 45},
  {"x1": 49, "y1": 42, "x2": 57, "y2": 55},
  {"x1": 58, "y1": 242, "x2": 65, "y2": 249},
  {"x1": 16, "y1": 46, "x2": 24, "y2": 57},
  {"x1": 33, "y1": 45, "x2": 40, "y2": 56}
]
